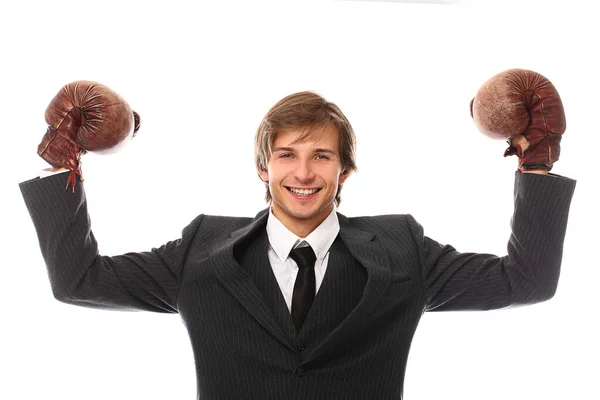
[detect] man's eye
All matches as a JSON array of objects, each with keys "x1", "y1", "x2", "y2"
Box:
[
  {"x1": 316, "y1": 154, "x2": 329, "y2": 160},
  {"x1": 280, "y1": 153, "x2": 293, "y2": 158}
]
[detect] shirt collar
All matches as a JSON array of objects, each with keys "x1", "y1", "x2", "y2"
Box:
[{"x1": 266, "y1": 206, "x2": 340, "y2": 263}]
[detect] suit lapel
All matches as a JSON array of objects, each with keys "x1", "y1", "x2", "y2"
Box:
[
  {"x1": 244, "y1": 231, "x2": 298, "y2": 345},
  {"x1": 209, "y1": 209, "x2": 394, "y2": 358},
  {"x1": 298, "y1": 235, "x2": 367, "y2": 345},
  {"x1": 210, "y1": 209, "x2": 296, "y2": 352},
  {"x1": 304, "y1": 213, "x2": 393, "y2": 362}
]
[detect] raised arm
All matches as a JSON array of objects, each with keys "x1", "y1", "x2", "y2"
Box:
[
  {"x1": 20, "y1": 172, "x2": 203, "y2": 312},
  {"x1": 21, "y1": 81, "x2": 198, "y2": 312},
  {"x1": 410, "y1": 172, "x2": 575, "y2": 311},
  {"x1": 417, "y1": 68, "x2": 575, "y2": 310}
]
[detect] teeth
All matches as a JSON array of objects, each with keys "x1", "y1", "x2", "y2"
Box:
[{"x1": 289, "y1": 188, "x2": 319, "y2": 196}]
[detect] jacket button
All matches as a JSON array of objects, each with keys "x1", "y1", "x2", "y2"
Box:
[
  {"x1": 295, "y1": 367, "x2": 306, "y2": 377},
  {"x1": 296, "y1": 342, "x2": 305, "y2": 352}
]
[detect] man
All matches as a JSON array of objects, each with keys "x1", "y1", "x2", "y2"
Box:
[{"x1": 20, "y1": 74, "x2": 576, "y2": 398}]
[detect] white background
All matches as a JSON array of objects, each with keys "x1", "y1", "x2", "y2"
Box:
[{"x1": 1, "y1": 0, "x2": 597, "y2": 399}]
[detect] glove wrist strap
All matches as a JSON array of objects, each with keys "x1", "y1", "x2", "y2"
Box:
[{"x1": 519, "y1": 162, "x2": 552, "y2": 172}]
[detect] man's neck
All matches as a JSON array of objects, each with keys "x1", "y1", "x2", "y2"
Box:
[{"x1": 271, "y1": 205, "x2": 333, "y2": 238}]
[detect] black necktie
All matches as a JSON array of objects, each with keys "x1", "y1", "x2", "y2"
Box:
[{"x1": 289, "y1": 245, "x2": 317, "y2": 333}]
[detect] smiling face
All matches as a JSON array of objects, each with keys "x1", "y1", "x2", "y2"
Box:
[{"x1": 259, "y1": 124, "x2": 350, "y2": 237}]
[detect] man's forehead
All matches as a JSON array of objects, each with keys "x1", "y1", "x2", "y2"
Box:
[{"x1": 274, "y1": 124, "x2": 339, "y2": 147}]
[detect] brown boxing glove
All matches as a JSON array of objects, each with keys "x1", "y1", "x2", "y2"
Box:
[
  {"x1": 470, "y1": 68, "x2": 565, "y2": 172},
  {"x1": 38, "y1": 81, "x2": 141, "y2": 191}
]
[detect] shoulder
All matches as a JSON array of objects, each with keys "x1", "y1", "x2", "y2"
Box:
[
  {"x1": 341, "y1": 213, "x2": 411, "y2": 225},
  {"x1": 340, "y1": 213, "x2": 419, "y2": 236},
  {"x1": 187, "y1": 213, "x2": 254, "y2": 232},
  {"x1": 190, "y1": 208, "x2": 268, "y2": 237}
]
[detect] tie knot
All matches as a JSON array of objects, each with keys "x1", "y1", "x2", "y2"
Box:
[{"x1": 289, "y1": 245, "x2": 316, "y2": 269}]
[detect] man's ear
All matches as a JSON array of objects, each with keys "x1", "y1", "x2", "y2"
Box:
[
  {"x1": 259, "y1": 168, "x2": 269, "y2": 183},
  {"x1": 339, "y1": 168, "x2": 351, "y2": 184}
]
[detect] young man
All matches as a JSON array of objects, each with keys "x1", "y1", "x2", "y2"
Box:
[{"x1": 21, "y1": 82, "x2": 576, "y2": 399}]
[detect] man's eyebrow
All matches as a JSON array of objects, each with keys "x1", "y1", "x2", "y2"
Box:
[
  {"x1": 314, "y1": 148, "x2": 336, "y2": 155},
  {"x1": 272, "y1": 147, "x2": 337, "y2": 155},
  {"x1": 272, "y1": 147, "x2": 295, "y2": 153}
]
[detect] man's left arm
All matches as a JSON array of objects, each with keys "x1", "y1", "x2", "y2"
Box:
[{"x1": 410, "y1": 171, "x2": 575, "y2": 312}]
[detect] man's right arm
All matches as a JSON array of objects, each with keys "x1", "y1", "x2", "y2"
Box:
[{"x1": 19, "y1": 172, "x2": 203, "y2": 313}]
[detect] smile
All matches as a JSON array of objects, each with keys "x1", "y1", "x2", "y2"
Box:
[{"x1": 286, "y1": 187, "x2": 321, "y2": 197}]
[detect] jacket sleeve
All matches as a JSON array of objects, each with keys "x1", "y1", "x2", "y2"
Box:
[
  {"x1": 408, "y1": 172, "x2": 576, "y2": 312},
  {"x1": 19, "y1": 172, "x2": 203, "y2": 313}
]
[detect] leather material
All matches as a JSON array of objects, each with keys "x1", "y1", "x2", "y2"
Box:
[
  {"x1": 470, "y1": 69, "x2": 565, "y2": 170},
  {"x1": 38, "y1": 81, "x2": 140, "y2": 189}
]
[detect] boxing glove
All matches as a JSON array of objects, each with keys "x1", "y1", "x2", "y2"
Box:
[
  {"x1": 470, "y1": 68, "x2": 565, "y2": 172},
  {"x1": 38, "y1": 81, "x2": 141, "y2": 190}
]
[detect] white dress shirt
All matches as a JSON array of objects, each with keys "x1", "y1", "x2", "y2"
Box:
[{"x1": 266, "y1": 207, "x2": 340, "y2": 312}]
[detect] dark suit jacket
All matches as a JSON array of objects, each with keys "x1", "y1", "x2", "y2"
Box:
[{"x1": 20, "y1": 171, "x2": 576, "y2": 399}]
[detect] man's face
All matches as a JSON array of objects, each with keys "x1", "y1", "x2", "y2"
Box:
[{"x1": 260, "y1": 124, "x2": 349, "y2": 231}]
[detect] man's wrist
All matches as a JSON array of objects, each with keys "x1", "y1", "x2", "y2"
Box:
[
  {"x1": 520, "y1": 170, "x2": 549, "y2": 175},
  {"x1": 39, "y1": 167, "x2": 69, "y2": 178}
]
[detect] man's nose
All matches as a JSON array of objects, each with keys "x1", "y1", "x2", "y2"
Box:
[{"x1": 293, "y1": 160, "x2": 315, "y2": 181}]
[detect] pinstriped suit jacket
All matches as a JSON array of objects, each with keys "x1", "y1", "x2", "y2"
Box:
[{"x1": 20, "y1": 171, "x2": 576, "y2": 399}]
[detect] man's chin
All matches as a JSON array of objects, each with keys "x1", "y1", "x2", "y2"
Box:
[
  {"x1": 279, "y1": 206, "x2": 315, "y2": 221},
  {"x1": 282, "y1": 203, "x2": 332, "y2": 222}
]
